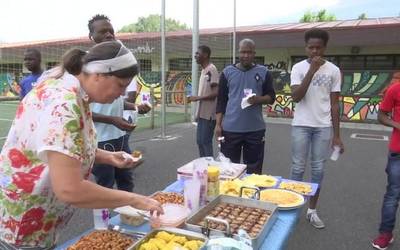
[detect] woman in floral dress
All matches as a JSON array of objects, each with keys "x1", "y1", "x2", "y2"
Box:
[{"x1": 0, "y1": 41, "x2": 162, "y2": 249}]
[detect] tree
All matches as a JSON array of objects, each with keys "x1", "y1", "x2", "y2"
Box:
[
  {"x1": 358, "y1": 13, "x2": 367, "y2": 19},
  {"x1": 300, "y1": 9, "x2": 337, "y2": 22},
  {"x1": 119, "y1": 14, "x2": 189, "y2": 33}
]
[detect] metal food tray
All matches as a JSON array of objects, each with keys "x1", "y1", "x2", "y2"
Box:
[
  {"x1": 128, "y1": 227, "x2": 208, "y2": 250},
  {"x1": 185, "y1": 194, "x2": 278, "y2": 250},
  {"x1": 66, "y1": 229, "x2": 143, "y2": 250}
]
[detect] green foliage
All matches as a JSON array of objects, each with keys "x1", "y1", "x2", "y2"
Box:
[
  {"x1": 358, "y1": 13, "x2": 367, "y2": 20},
  {"x1": 119, "y1": 14, "x2": 189, "y2": 33},
  {"x1": 300, "y1": 9, "x2": 337, "y2": 22}
]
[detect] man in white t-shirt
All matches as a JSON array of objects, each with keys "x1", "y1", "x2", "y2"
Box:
[{"x1": 290, "y1": 28, "x2": 344, "y2": 229}]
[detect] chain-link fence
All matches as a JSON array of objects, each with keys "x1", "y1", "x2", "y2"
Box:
[
  {"x1": 0, "y1": 3, "x2": 237, "y2": 145},
  {"x1": 1, "y1": 5, "x2": 399, "y2": 146}
]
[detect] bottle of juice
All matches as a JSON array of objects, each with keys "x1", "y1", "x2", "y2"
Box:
[{"x1": 207, "y1": 166, "x2": 220, "y2": 201}]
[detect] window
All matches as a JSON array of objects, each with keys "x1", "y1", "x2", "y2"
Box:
[
  {"x1": 139, "y1": 59, "x2": 152, "y2": 72},
  {"x1": 365, "y1": 55, "x2": 394, "y2": 70},
  {"x1": 396, "y1": 55, "x2": 400, "y2": 69},
  {"x1": 169, "y1": 58, "x2": 192, "y2": 71},
  {"x1": 324, "y1": 56, "x2": 339, "y2": 66},
  {"x1": 291, "y1": 56, "x2": 307, "y2": 65},
  {"x1": 212, "y1": 58, "x2": 234, "y2": 71},
  {"x1": 339, "y1": 56, "x2": 365, "y2": 70}
]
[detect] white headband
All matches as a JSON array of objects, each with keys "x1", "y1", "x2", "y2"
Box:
[{"x1": 82, "y1": 52, "x2": 138, "y2": 74}]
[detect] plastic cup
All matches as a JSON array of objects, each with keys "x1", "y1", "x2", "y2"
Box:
[
  {"x1": 184, "y1": 179, "x2": 200, "y2": 212},
  {"x1": 193, "y1": 159, "x2": 208, "y2": 207},
  {"x1": 330, "y1": 146, "x2": 341, "y2": 161},
  {"x1": 93, "y1": 209, "x2": 110, "y2": 230}
]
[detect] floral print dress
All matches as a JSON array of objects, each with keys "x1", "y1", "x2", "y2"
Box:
[{"x1": 0, "y1": 72, "x2": 97, "y2": 248}]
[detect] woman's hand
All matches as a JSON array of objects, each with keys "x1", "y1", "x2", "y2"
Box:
[{"x1": 132, "y1": 195, "x2": 164, "y2": 216}]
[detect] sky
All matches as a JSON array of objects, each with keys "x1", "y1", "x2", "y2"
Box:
[{"x1": 1, "y1": 0, "x2": 398, "y2": 43}]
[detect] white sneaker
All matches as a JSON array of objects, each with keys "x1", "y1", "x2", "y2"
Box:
[{"x1": 306, "y1": 211, "x2": 325, "y2": 229}]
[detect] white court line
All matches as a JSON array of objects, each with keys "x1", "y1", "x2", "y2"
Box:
[
  {"x1": 0, "y1": 137, "x2": 7, "y2": 140},
  {"x1": 0, "y1": 103, "x2": 19, "y2": 107},
  {"x1": 0, "y1": 115, "x2": 156, "y2": 123},
  {"x1": 137, "y1": 114, "x2": 159, "y2": 120},
  {"x1": 350, "y1": 133, "x2": 388, "y2": 141}
]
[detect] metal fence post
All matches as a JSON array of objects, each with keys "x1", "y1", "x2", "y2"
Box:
[
  {"x1": 150, "y1": 86, "x2": 155, "y2": 129},
  {"x1": 184, "y1": 93, "x2": 189, "y2": 122}
]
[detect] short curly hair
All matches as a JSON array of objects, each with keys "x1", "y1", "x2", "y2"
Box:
[
  {"x1": 88, "y1": 14, "x2": 110, "y2": 34},
  {"x1": 304, "y1": 28, "x2": 329, "y2": 46}
]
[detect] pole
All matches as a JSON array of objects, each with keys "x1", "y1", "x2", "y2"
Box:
[
  {"x1": 232, "y1": 0, "x2": 236, "y2": 64},
  {"x1": 150, "y1": 86, "x2": 155, "y2": 129},
  {"x1": 161, "y1": 0, "x2": 166, "y2": 137},
  {"x1": 191, "y1": 0, "x2": 199, "y2": 122}
]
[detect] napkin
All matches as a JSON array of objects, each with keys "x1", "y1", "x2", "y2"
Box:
[{"x1": 241, "y1": 93, "x2": 256, "y2": 109}]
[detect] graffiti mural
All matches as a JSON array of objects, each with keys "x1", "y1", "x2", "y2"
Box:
[
  {"x1": 0, "y1": 73, "x2": 19, "y2": 97},
  {"x1": 340, "y1": 96, "x2": 381, "y2": 121},
  {"x1": 267, "y1": 94, "x2": 295, "y2": 118},
  {"x1": 166, "y1": 71, "x2": 191, "y2": 105},
  {"x1": 2, "y1": 67, "x2": 399, "y2": 123},
  {"x1": 340, "y1": 71, "x2": 400, "y2": 121},
  {"x1": 136, "y1": 71, "x2": 192, "y2": 105},
  {"x1": 266, "y1": 66, "x2": 292, "y2": 118},
  {"x1": 266, "y1": 70, "x2": 400, "y2": 122}
]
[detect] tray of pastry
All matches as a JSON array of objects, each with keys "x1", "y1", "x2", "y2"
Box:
[
  {"x1": 128, "y1": 227, "x2": 207, "y2": 250},
  {"x1": 185, "y1": 193, "x2": 278, "y2": 250}
]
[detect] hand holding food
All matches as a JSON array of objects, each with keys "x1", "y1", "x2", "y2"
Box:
[{"x1": 133, "y1": 195, "x2": 163, "y2": 216}]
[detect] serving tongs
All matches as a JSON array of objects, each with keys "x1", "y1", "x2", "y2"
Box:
[
  {"x1": 240, "y1": 186, "x2": 260, "y2": 200},
  {"x1": 107, "y1": 224, "x2": 147, "y2": 239}
]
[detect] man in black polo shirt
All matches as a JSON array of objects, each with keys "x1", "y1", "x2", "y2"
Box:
[{"x1": 216, "y1": 38, "x2": 276, "y2": 174}]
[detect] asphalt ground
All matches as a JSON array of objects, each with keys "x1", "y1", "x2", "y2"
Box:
[{"x1": 56, "y1": 122, "x2": 394, "y2": 250}]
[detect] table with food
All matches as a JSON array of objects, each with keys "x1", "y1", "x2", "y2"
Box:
[{"x1": 58, "y1": 157, "x2": 318, "y2": 250}]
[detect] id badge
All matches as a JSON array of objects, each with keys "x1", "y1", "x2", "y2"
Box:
[{"x1": 244, "y1": 88, "x2": 253, "y2": 98}]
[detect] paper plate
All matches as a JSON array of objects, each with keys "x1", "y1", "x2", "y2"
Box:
[{"x1": 260, "y1": 189, "x2": 305, "y2": 210}]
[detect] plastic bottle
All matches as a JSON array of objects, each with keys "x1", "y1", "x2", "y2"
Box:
[
  {"x1": 207, "y1": 166, "x2": 220, "y2": 201},
  {"x1": 193, "y1": 159, "x2": 208, "y2": 207}
]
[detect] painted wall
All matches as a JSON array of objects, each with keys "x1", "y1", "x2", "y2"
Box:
[
  {"x1": 267, "y1": 70, "x2": 400, "y2": 122},
  {"x1": 0, "y1": 73, "x2": 19, "y2": 97}
]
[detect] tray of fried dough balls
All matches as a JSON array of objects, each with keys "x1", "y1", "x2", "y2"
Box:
[
  {"x1": 67, "y1": 230, "x2": 136, "y2": 250},
  {"x1": 185, "y1": 194, "x2": 278, "y2": 250}
]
